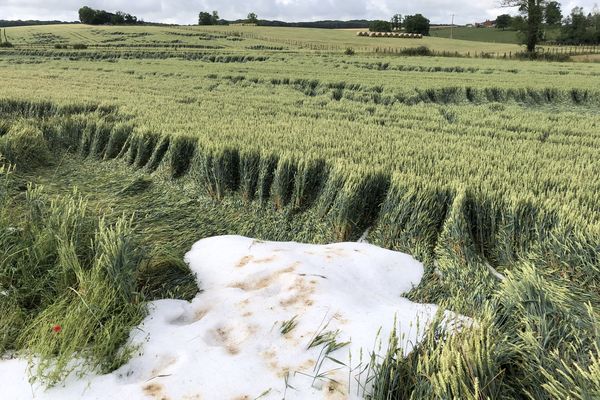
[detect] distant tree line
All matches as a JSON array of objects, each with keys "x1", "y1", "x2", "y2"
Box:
[
  {"x1": 78, "y1": 6, "x2": 140, "y2": 25},
  {"x1": 198, "y1": 11, "x2": 258, "y2": 25},
  {"x1": 559, "y1": 7, "x2": 600, "y2": 44},
  {"x1": 258, "y1": 20, "x2": 373, "y2": 29},
  {"x1": 197, "y1": 10, "x2": 431, "y2": 32},
  {"x1": 369, "y1": 14, "x2": 430, "y2": 35},
  {"x1": 496, "y1": 2, "x2": 600, "y2": 47},
  {"x1": 496, "y1": 1, "x2": 563, "y2": 31},
  {"x1": 0, "y1": 20, "x2": 79, "y2": 28},
  {"x1": 198, "y1": 11, "x2": 222, "y2": 25}
]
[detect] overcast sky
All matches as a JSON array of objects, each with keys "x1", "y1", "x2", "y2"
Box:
[{"x1": 1, "y1": 1, "x2": 598, "y2": 25}]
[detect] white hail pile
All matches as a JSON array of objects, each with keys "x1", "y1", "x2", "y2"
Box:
[{"x1": 1, "y1": 235, "x2": 455, "y2": 399}]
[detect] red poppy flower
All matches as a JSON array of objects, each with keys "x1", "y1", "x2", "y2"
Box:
[{"x1": 52, "y1": 325, "x2": 62, "y2": 333}]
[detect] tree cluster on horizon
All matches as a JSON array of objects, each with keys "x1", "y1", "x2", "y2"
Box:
[
  {"x1": 559, "y1": 6, "x2": 600, "y2": 44},
  {"x1": 369, "y1": 14, "x2": 430, "y2": 35},
  {"x1": 78, "y1": 6, "x2": 139, "y2": 25},
  {"x1": 198, "y1": 11, "x2": 221, "y2": 25},
  {"x1": 198, "y1": 11, "x2": 258, "y2": 25},
  {"x1": 198, "y1": 10, "x2": 430, "y2": 33},
  {"x1": 496, "y1": 1, "x2": 599, "y2": 48},
  {"x1": 496, "y1": 1, "x2": 561, "y2": 31}
]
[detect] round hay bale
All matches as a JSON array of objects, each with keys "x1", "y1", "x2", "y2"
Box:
[{"x1": 370, "y1": 32, "x2": 376, "y2": 37}]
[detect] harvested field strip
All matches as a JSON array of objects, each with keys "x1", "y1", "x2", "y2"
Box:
[{"x1": 0, "y1": 48, "x2": 270, "y2": 62}]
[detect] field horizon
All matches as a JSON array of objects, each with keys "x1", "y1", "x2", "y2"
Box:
[{"x1": 1, "y1": 21, "x2": 599, "y2": 400}]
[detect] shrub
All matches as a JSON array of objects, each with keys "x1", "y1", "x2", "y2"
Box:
[
  {"x1": 514, "y1": 51, "x2": 571, "y2": 62},
  {"x1": 344, "y1": 47, "x2": 355, "y2": 56},
  {"x1": 399, "y1": 46, "x2": 433, "y2": 56}
]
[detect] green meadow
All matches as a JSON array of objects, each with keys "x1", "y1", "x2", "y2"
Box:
[{"x1": 430, "y1": 26, "x2": 522, "y2": 43}]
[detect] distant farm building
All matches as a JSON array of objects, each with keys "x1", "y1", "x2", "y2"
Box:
[{"x1": 475, "y1": 20, "x2": 496, "y2": 28}]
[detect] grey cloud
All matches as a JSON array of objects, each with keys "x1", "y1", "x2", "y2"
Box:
[{"x1": 1, "y1": 0, "x2": 599, "y2": 25}]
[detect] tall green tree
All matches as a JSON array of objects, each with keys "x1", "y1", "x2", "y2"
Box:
[
  {"x1": 78, "y1": 6, "x2": 96, "y2": 24},
  {"x1": 511, "y1": 15, "x2": 526, "y2": 30},
  {"x1": 198, "y1": 12, "x2": 211, "y2": 25},
  {"x1": 561, "y1": 7, "x2": 588, "y2": 42},
  {"x1": 544, "y1": 1, "x2": 563, "y2": 25},
  {"x1": 78, "y1": 6, "x2": 136, "y2": 25},
  {"x1": 198, "y1": 11, "x2": 219, "y2": 25},
  {"x1": 403, "y1": 14, "x2": 430, "y2": 35},
  {"x1": 111, "y1": 11, "x2": 137, "y2": 24},
  {"x1": 247, "y1": 12, "x2": 258, "y2": 24},
  {"x1": 502, "y1": 0, "x2": 545, "y2": 52},
  {"x1": 496, "y1": 14, "x2": 513, "y2": 30},
  {"x1": 591, "y1": 9, "x2": 600, "y2": 42},
  {"x1": 391, "y1": 14, "x2": 402, "y2": 30}
]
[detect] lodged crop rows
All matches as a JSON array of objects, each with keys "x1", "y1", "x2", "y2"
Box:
[
  {"x1": 1, "y1": 24, "x2": 600, "y2": 399},
  {"x1": 2, "y1": 44, "x2": 599, "y2": 231}
]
